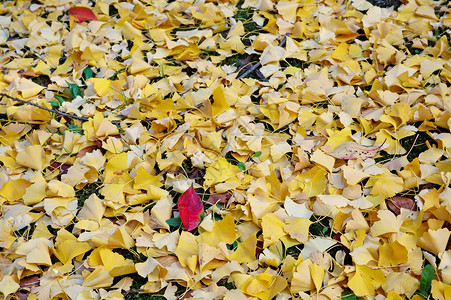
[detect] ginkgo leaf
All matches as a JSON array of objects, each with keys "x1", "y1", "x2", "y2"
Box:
[
  {"x1": 348, "y1": 265, "x2": 385, "y2": 297},
  {"x1": 198, "y1": 213, "x2": 236, "y2": 246},
  {"x1": 2, "y1": 0, "x2": 451, "y2": 297},
  {"x1": 329, "y1": 141, "x2": 384, "y2": 160},
  {"x1": 226, "y1": 233, "x2": 257, "y2": 264},
  {"x1": 0, "y1": 276, "x2": 20, "y2": 298},
  {"x1": 241, "y1": 273, "x2": 287, "y2": 300},
  {"x1": 177, "y1": 184, "x2": 204, "y2": 231},
  {"x1": 69, "y1": 7, "x2": 98, "y2": 23}
]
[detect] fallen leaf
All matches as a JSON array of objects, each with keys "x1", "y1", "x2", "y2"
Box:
[
  {"x1": 329, "y1": 141, "x2": 384, "y2": 160},
  {"x1": 387, "y1": 196, "x2": 417, "y2": 215},
  {"x1": 348, "y1": 265, "x2": 385, "y2": 297},
  {"x1": 0, "y1": 276, "x2": 20, "y2": 299},
  {"x1": 68, "y1": 7, "x2": 98, "y2": 23},
  {"x1": 178, "y1": 184, "x2": 204, "y2": 231}
]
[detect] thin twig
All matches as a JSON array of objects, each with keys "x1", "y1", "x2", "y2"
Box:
[
  {"x1": 237, "y1": 33, "x2": 289, "y2": 80},
  {"x1": 178, "y1": 103, "x2": 203, "y2": 116},
  {"x1": 1, "y1": 34, "x2": 289, "y2": 122},
  {"x1": 0, "y1": 92, "x2": 89, "y2": 122},
  {"x1": 1, "y1": 91, "x2": 200, "y2": 122}
]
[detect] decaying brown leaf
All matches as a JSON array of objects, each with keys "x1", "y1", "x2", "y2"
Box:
[{"x1": 387, "y1": 196, "x2": 418, "y2": 215}]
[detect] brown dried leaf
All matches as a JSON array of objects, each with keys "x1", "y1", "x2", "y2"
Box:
[
  {"x1": 386, "y1": 196, "x2": 417, "y2": 215},
  {"x1": 206, "y1": 193, "x2": 231, "y2": 206},
  {"x1": 76, "y1": 145, "x2": 102, "y2": 158}
]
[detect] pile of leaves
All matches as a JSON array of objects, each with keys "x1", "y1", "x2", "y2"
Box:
[{"x1": 0, "y1": 0, "x2": 450, "y2": 299}]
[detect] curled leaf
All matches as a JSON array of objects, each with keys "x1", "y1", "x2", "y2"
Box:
[
  {"x1": 69, "y1": 7, "x2": 98, "y2": 23},
  {"x1": 329, "y1": 141, "x2": 384, "y2": 160},
  {"x1": 177, "y1": 184, "x2": 204, "y2": 231}
]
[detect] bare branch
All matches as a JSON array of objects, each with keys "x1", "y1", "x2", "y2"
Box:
[{"x1": 237, "y1": 33, "x2": 289, "y2": 80}]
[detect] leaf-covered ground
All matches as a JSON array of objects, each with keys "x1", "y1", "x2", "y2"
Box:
[{"x1": 0, "y1": 0, "x2": 450, "y2": 299}]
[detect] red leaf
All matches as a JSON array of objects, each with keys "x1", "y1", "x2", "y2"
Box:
[
  {"x1": 178, "y1": 185, "x2": 203, "y2": 231},
  {"x1": 69, "y1": 7, "x2": 98, "y2": 23}
]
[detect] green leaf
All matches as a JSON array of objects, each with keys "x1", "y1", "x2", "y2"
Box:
[
  {"x1": 54, "y1": 95, "x2": 65, "y2": 104},
  {"x1": 341, "y1": 290, "x2": 357, "y2": 300},
  {"x1": 65, "y1": 80, "x2": 83, "y2": 99},
  {"x1": 252, "y1": 151, "x2": 262, "y2": 158},
  {"x1": 418, "y1": 264, "x2": 435, "y2": 298},
  {"x1": 166, "y1": 217, "x2": 182, "y2": 227},
  {"x1": 49, "y1": 101, "x2": 59, "y2": 108},
  {"x1": 237, "y1": 162, "x2": 246, "y2": 171},
  {"x1": 83, "y1": 67, "x2": 94, "y2": 80}
]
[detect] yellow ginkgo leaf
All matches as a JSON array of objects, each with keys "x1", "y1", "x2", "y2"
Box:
[
  {"x1": 283, "y1": 216, "x2": 311, "y2": 243},
  {"x1": 82, "y1": 266, "x2": 114, "y2": 289},
  {"x1": 241, "y1": 272, "x2": 287, "y2": 300},
  {"x1": 0, "y1": 178, "x2": 30, "y2": 202},
  {"x1": 261, "y1": 213, "x2": 286, "y2": 248},
  {"x1": 309, "y1": 263, "x2": 325, "y2": 291},
  {"x1": 227, "y1": 233, "x2": 257, "y2": 264},
  {"x1": 370, "y1": 210, "x2": 407, "y2": 237},
  {"x1": 418, "y1": 228, "x2": 451, "y2": 255},
  {"x1": 348, "y1": 265, "x2": 385, "y2": 297},
  {"x1": 90, "y1": 78, "x2": 111, "y2": 97},
  {"x1": 310, "y1": 149, "x2": 335, "y2": 172},
  {"x1": 23, "y1": 181, "x2": 46, "y2": 205},
  {"x1": 98, "y1": 248, "x2": 136, "y2": 277},
  {"x1": 378, "y1": 241, "x2": 408, "y2": 266},
  {"x1": 369, "y1": 174, "x2": 404, "y2": 198},
  {"x1": 204, "y1": 157, "x2": 241, "y2": 188},
  {"x1": 18, "y1": 78, "x2": 44, "y2": 98},
  {"x1": 54, "y1": 239, "x2": 92, "y2": 264},
  {"x1": 0, "y1": 276, "x2": 20, "y2": 298},
  {"x1": 382, "y1": 272, "x2": 419, "y2": 298},
  {"x1": 175, "y1": 231, "x2": 198, "y2": 273},
  {"x1": 291, "y1": 258, "x2": 315, "y2": 293},
  {"x1": 198, "y1": 213, "x2": 236, "y2": 246},
  {"x1": 211, "y1": 85, "x2": 232, "y2": 117},
  {"x1": 15, "y1": 145, "x2": 44, "y2": 170}
]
